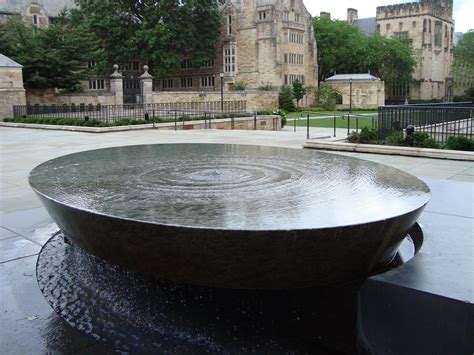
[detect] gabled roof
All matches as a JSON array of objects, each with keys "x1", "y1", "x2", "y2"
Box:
[
  {"x1": 353, "y1": 17, "x2": 377, "y2": 35},
  {"x1": 326, "y1": 73, "x2": 380, "y2": 81},
  {"x1": 0, "y1": 0, "x2": 76, "y2": 17},
  {"x1": 0, "y1": 54, "x2": 22, "y2": 68},
  {"x1": 219, "y1": 0, "x2": 241, "y2": 11}
]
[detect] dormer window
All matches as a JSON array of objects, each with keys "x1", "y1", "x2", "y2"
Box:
[
  {"x1": 258, "y1": 11, "x2": 267, "y2": 20},
  {"x1": 33, "y1": 14, "x2": 39, "y2": 27},
  {"x1": 283, "y1": 11, "x2": 289, "y2": 21},
  {"x1": 295, "y1": 14, "x2": 300, "y2": 22}
]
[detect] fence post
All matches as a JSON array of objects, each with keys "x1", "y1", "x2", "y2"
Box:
[
  {"x1": 174, "y1": 110, "x2": 177, "y2": 131},
  {"x1": 347, "y1": 114, "x2": 350, "y2": 136},
  {"x1": 110, "y1": 64, "x2": 124, "y2": 106},
  {"x1": 307, "y1": 113, "x2": 310, "y2": 140},
  {"x1": 254, "y1": 112, "x2": 257, "y2": 130},
  {"x1": 334, "y1": 115, "x2": 336, "y2": 137}
]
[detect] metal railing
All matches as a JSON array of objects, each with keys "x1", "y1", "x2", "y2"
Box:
[
  {"x1": 378, "y1": 105, "x2": 474, "y2": 144},
  {"x1": 294, "y1": 112, "x2": 379, "y2": 139},
  {"x1": 12, "y1": 101, "x2": 247, "y2": 122}
]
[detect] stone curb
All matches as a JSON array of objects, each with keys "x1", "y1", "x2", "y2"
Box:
[
  {"x1": 304, "y1": 140, "x2": 474, "y2": 161},
  {"x1": 0, "y1": 115, "x2": 279, "y2": 134}
]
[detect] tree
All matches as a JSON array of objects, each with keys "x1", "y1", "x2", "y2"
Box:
[
  {"x1": 292, "y1": 79, "x2": 306, "y2": 107},
  {"x1": 312, "y1": 16, "x2": 416, "y2": 90},
  {"x1": 452, "y1": 30, "x2": 474, "y2": 97},
  {"x1": 279, "y1": 86, "x2": 296, "y2": 112},
  {"x1": 365, "y1": 34, "x2": 416, "y2": 93},
  {"x1": 312, "y1": 16, "x2": 367, "y2": 84},
  {"x1": 71, "y1": 0, "x2": 222, "y2": 77},
  {"x1": 0, "y1": 16, "x2": 97, "y2": 91}
]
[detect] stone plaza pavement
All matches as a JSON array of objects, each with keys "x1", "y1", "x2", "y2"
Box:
[{"x1": 0, "y1": 126, "x2": 473, "y2": 353}]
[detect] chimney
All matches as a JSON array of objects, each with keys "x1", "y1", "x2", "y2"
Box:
[
  {"x1": 320, "y1": 12, "x2": 331, "y2": 19},
  {"x1": 347, "y1": 8, "x2": 358, "y2": 25}
]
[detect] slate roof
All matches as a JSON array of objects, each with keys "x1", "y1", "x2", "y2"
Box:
[
  {"x1": 326, "y1": 73, "x2": 380, "y2": 81},
  {"x1": 0, "y1": 53, "x2": 22, "y2": 67},
  {"x1": 353, "y1": 17, "x2": 377, "y2": 35},
  {"x1": 0, "y1": 0, "x2": 75, "y2": 17}
]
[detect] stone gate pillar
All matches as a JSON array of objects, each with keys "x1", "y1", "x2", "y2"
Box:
[
  {"x1": 140, "y1": 65, "x2": 153, "y2": 106},
  {"x1": 0, "y1": 54, "x2": 26, "y2": 120},
  {"x1": 110, "y1": 64, "x2": 123, "y2": 106}
]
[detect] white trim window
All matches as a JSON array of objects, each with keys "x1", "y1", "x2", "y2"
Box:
[
  {"x1": 201, "y1": 59, "x2": 215, "y2": 68},
  {"x1": 284, "y1": 75, "x2": 305, "y2": 85},
  {"x1": 162, "y1": 79, "x2": 173, "y2": 89},
  {"x1": 224, "y1": 45, "x2": 236, "y2": 75},
  {"x1": 181, "y1": 77, "x2": 193, "y2": 88},
  {"x1": 200, "y1": 76, "x2": 215, "y2": 88},
  {"x1": 89, "y1": 80, "x2": 105, "y2": 90}
]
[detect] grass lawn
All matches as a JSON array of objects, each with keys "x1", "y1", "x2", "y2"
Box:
[{"x1": 287, "y1": 111, "x2": 378, "y2": 129}]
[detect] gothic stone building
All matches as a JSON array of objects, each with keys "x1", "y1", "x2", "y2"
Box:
[
  {"x1": 348, "y1": 0, "x2": 455, "y2": 102},
  {"x1": 155, "y1": 0, "x2": 318, "y2": 99},
  {"x1": 0, "y1": 0, "x2": 75, "y2": 28},
  {"x1": 1, "y1": 0, "x2": 318, "y2": 104}
]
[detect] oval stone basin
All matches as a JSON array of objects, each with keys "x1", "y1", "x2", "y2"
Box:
[{"x1": 29, "y1": 144, "x2": 430, "y2": 289}]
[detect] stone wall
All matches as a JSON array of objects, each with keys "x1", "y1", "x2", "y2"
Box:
[
  {"x1": 151, "y1": 90, "x2": 279, "y2": 112},
  {"x1": 0, "y1": 67, "x2": 26, "y2": 120},
  {"x1": 26, "y1": 89, "x2": 116, "y2": 106},
  {"x1": 327, "y1": 80, "x2": 385, "y2": 110}
]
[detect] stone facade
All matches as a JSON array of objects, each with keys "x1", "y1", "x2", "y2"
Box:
[
  {"x1": 151, "y1": 90, "x2": 279, "y2": 112},
  {"x1": 154, "y1": 0, "x2": 318, "y2": 105},
  {"x1": 326, "y1": 74, "x2": 385, "y2": 110},
  {"x1": 376, "y1": 0, "x2": 454, "y2": 101},
  {"x1": 349, "y1": 0, "x2": 455, "y2": 102},
  {"x1": 0, "y1": 55, "x2": 26, "y2": 119}
]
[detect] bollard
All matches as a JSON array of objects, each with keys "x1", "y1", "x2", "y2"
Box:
[{"x1": 333, "y1": 115, "x2": 336, "y2": 137}]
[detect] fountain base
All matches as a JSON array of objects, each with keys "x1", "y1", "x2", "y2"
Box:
[{"x1": 36, "y1": 225, "x2": 422, "y2": 353}]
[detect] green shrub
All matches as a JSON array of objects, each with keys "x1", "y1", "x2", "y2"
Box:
[
  {"x1": 279, "y1": 85, "x2": 296, "y2": 112},
  {"x1": 385, "y1": 131, "x2": 406, "y2": 146},
  {"x1": 358, "y1": 127, "x2": 379, "y2": 144},
  {"x1": 444, "y1": 136, "x2": 474, "y2": 151},
  {"x1": 346, "y1": 128, "x2": 378, "y2": 144},
  {"x1": 453, "y1": 95, "x2": 473, "y2": 103},
  {"x1": 317, "y1": 83, "x2": 340, "y2": 111},
  {"x1": 234, "y1": 81, "x2": 247, "y2": 91},
  {"x1": 405, "y1": 132, "x2": 439, "y2": 148},
  {"x1": 347, "y1": 131, "x2": 360, "y2": 143},
  {"x1": 258, "y1": 82, "x2": 274, "y2": 91}
]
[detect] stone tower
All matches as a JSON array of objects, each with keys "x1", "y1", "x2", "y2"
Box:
[
  {"x1": 347, "y1": 8, "x2": 358, "y2": 25},
  {"x1": 376, "y1": 0, "x2": 454, "y2": 101}
]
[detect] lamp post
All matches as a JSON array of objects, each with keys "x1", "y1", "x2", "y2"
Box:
[
  {"x1": 349, "y1": 79, "x2": 353, "y2": 114},
  {"x1": 220, "y1": 72, "x2": 224, "y2": 111}
]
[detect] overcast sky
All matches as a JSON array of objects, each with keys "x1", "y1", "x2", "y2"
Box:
[{"x1": 304, "y1": 0, "x2": 473, "y2": 33}]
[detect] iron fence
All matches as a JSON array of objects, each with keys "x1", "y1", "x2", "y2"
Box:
[
  {"x1": 378, "y1": 105, "x2": 474, "y2": 144},
  {"x1": 12, "y1": 101, "x2": 247, "y2": 123}
]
